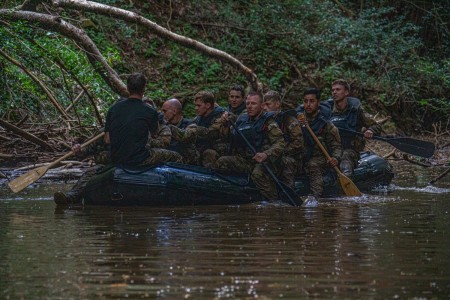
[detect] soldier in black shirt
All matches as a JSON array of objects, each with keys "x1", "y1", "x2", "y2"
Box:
[{"x1": 104, "y1": 73, "x2": 181, "y2": 166}]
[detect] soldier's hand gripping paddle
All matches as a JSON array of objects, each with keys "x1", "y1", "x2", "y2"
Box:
[
  {"x1": 229, "y1": 121, "x2": 302, "y2": 206},
  {"x1": 8, "y1": 132, "x2": 105, "y2": 193},
  {"x1": 299, "y1": 116, "x2": 362, "y2": 197}
]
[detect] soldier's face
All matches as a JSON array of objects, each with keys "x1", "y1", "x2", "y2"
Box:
[
  {"x1": 303, "y1": 94, "x2": 320, "y2": 114},
  {"x1": 332, "y1": 84, "x2": 349, "y2": 102},
  {"x1": 246, "y1": 95, "x2": 263, "y2": 117},
  {"x1": 161, "y1": 102, "x2": 176, "y2": 124},
  {"x1": 228, "y1": 90, "x2": 244, "y2": 109},
  {"x1": 194, "y1": 99, "x2": 212, "y2": 117},
  {"x1": 263, "y1": 100, "x2": 280, "y2": 112}
]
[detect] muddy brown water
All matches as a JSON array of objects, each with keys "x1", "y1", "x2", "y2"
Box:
[{"x1": 0, "y1": 162, "x2": 449, "y2": 299}]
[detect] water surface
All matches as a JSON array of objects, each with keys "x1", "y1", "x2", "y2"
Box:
[{"x1": 0, "y1": 162, "x2": 449, "y2": 299}]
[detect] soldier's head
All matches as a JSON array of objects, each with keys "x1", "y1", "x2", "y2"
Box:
[
  {"x1": 162, "y1": 98, "x2": 183, "y2": 125},
  {"x1": 127, "y1": 73, "x2": 147, "y2": 97},
  {"x1": 263, "y1": 90, "x2": 282, "y2": 112},
  {"x1": 246, "y1": 91, "x2": 264, "y2": 118},
  {"x1": 303, "y1": 88, "x2": 321, "y2": 115},
  {"x1": 228, "y1": 84, "x2": 245, "y2": 110},
  {"x1": 331, "y1": 79, "x2": 350, "y2": 103},
  {"x1": 194, "y1": 91, "x2": 215, "y2": 117}
]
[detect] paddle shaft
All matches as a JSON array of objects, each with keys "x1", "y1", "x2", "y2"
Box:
[
  {"x1": 48, "y1": 132, "x2": 105, "y2": 169},
  {"x1": 302, "y1": 122, "x2": 362, "y2": 196},
  {"x1": 8, "y1": 132, "x2": 105, "y2": 193},
  {"x1": 229, "y1": 121, "x2": 299, "y2": 206},
  {"x1": 337, "y1": 127, "x2": 435, "y2": 158},
  {"x1": 303, "y1": 124, "x2": 340, "y2": 174}
]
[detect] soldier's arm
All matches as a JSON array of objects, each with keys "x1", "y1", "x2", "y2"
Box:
[
  {"x1": 149, "y1": 125, "x2": 172, "y2": 149},
  {"x1": 325, "y1": 123, "x2": 343, "y2": 162},
  {"x1": 285, "y1": 117, "x2": 305, "y2": 156},
  {"x1": 263, "y1": 119, "x2": 286, "y2": 159},
  {"x1": 359, "y1": 108, "x2": 381, "y2": 136}
]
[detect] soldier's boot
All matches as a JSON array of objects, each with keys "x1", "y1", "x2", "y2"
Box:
[
  {"x1": 340, "y1": 161, "x2": 353, "y2": 177},
  {"x1": 53, "y1": 191, "x2": 80, "y2": 205}
]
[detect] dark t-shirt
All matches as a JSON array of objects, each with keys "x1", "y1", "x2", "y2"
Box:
[{"x1": 105, "y1": 98, "x2": 158, "y2": 165}]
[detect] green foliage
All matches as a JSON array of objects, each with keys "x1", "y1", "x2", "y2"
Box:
[
  {"x1": 0, "y1": 22, "x2": 116, "y2": 125},
  {"x1": 1, "y1": 0, "x2": 448, "y2": 131}
]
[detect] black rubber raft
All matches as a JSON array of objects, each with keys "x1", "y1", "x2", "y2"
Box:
[{"x1": 82, "y1": 152, "x2": 394, "y2": 206}]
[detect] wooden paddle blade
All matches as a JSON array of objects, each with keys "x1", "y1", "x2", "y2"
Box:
[
  {"x1": 386, "y1": 137, "x2": 435, "y2": 158},
  {"x1": 8, "y1": 165, "x2": 50, "y2": 193},
  {"x1": 337, "y1": 172, "x2": 362, "y2": 196}
]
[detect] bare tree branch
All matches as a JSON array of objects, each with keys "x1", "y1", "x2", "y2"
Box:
[
  {"x1": 0, "y1": 119, "x2": 54, "y2": 151},
  {"x1": 0, "y1": 8, "x2": 128, "y2": 96},
  {"x1": 0, "y1": 48, "x2": 71, "y2": 120},
  {"x1": 51, "y1": 0, "x2": 263, "y2": 91}
]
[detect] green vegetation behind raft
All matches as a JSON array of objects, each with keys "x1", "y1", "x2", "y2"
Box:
[{"x1": 0, "y1": 0, "x2": 448, "y2": 133}]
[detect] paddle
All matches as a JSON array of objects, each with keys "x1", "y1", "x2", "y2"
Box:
[
  {"x1": 8, "y1": 132, "x2": 105, "y2": 193},
  {"x1": 299, "y1": 116, "x2": 362, "y2": 197},
  {"x1": 229, "y1": 121, "x2": 302, "y2": 207},
  {"x1": 338, "y1": 127, "x2": 435, "y2": 158}
]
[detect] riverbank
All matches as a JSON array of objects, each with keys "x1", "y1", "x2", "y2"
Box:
[{"x1": 1, "y1": 128, "x2": 449, "y2": 186}]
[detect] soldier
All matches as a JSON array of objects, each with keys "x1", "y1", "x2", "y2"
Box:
[
  {"x1": 322, "y1": 79, "x2": 381, "y2": 176},
  {"x1": 104, "y1": 73, "x2": 182, "y2": 166},
  {"x1": 297, "y1": 88, "x2": 342, "y2": 201},
  {"x1": 147, "y1": 113, "x2": 173, "y2": 149},
  {"x1": 191, "y1": 90, "x2": 227, "y2": 168},
  {"x1": 214, "y1": 91, "x2": 286, "y2": 201},
  {"x1": 54, "y1": 130, "x2": 110, "y2": 205},
  {"x1": 161, "y1": 98, "x2": 191, "y2": 129},
  {"x1": 227, "y1": 84, "x2": 247, "y2": 116},
  {"x1": 263, "y1": 90, "x2": 305, "y2": 188}
]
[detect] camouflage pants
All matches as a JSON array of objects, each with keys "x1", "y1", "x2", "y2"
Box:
[
  {"x1": 180, "y1": 146, "x2": 200, "y2": 165},
  {"x1": 305, "y1": 155, "x2": 328, "y2": 197},
  {"x1": 280, "y1": 155, "x2": 297, "y2": 188},
  {"x1": 67, "y1": 164, "x2": 105, "y2": 202},
  {"x1": 214, "y1": 155, "x2": 279, "y2": 201},
  {"x1": 201, "y1": 149, "x2": 220, "y2": 168},
  {"x1": 141, "y1": 148, "x2": 183, "y2": 165},
  {"x1": 340, "y1": 149, "x2": 360, "y2": 177}
]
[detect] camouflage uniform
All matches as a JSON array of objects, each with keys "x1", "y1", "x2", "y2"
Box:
[
  {"x1": 193, "y1": 106, "x2": 227, "y2": 168},
  {"x1": 322, "y1": 97, "x2": 380, "y2": 176},
  {"x1": 169, "y1": 124, "x2": 201, "y2": 165},
  {"x1": 302, "y1": 112, "x2": 342, "y2": 197},
  {"x1": 147, "y1": 123, "x2": 172, "y2": 149},
  {"x1": 55, "y1": 134, "x2": 110, "y2": 204},
  {"x1": 272, "y1": 110, "x2": 305, "y2": 188},
  {"x1": 142, "y1": 122, "x2": 183, "y2": 165},
  {"x1": 214, "y1": 113, "x2": 286, "y2": 201}
]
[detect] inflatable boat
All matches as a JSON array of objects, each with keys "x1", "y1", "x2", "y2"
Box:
[{"x1": 81, "y1": 152, "x2": 394, "y2": 206}]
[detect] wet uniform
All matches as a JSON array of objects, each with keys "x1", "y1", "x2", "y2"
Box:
[
  {"x1": 214, "y1": 112, "x2": 286, "y2": 201},
  {"x1": 302, "y1": 111, "x2": 342, "y2": 197},
  {"x1": 271, "y1": 110, "x2": 305, "y2": 188},
  {"x1": 322, "y1": 97, "x2": 380, "y2": 176}
]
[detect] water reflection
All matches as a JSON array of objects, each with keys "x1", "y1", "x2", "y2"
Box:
[{"x1": 0, "y1": 161, "x2": 449, "y2": 298}]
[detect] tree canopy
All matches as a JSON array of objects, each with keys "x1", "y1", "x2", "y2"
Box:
[{"x1": 1, "y1": 0, "x2": 448, "y2": 134}]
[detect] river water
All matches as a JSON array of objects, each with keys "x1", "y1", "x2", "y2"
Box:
[{"x1": 0, "y1": 162, "x2": 449, "y2": 299}]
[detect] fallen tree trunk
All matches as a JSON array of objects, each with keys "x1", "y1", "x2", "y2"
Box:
[{"x1": 0, "y1": 119, "x2": 54, "y2": 151}]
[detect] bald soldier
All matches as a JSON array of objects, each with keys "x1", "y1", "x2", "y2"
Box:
[{"x1": 161, "y1": 98, "x2": 191, "y2": 129}]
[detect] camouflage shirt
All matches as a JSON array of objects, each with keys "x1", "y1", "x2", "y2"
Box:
[
  {"x1": 147, "y1": 124, "x2": 172, "y2": 149},
  {"x1": 304, "y1": 112, "x2": 342, "y2": 161},
  {"x1": 273, "y1": 111, "x2": 305, "y2": 158}
]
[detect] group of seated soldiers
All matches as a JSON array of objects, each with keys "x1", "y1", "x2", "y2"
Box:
[{"x1": 54, "y1": 74, "x2": 380, "y2": 205}]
